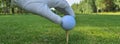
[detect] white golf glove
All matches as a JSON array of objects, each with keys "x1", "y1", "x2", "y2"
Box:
[{"x1": 14, "y1": 0, "x2": 75, "y2": 25}]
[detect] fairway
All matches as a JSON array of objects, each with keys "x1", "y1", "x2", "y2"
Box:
[{"x1": 0, "y1": 14, "x2": 120, "y2": 44}]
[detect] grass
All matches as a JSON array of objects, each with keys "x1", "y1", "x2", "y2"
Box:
[{"x1": 0, "y1": 14, "x2": 120, "y2": 44}]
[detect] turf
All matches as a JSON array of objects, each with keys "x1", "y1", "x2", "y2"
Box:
[{"x1": 0, "y1": 14, "x2": 120, "y2": 44}]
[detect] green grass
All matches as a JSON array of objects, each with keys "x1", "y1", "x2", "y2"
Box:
[{"x1": 0, "y1": 14, "x2": 120, "y2": 44}]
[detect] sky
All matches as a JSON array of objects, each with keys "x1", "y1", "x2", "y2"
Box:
[{"x1": 66, "y1": 0, "x2": 81, "y2": 6}]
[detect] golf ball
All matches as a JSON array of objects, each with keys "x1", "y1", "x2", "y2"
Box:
[{"x1": 61, "y1": 15, "x2": 76, "y2": 30}]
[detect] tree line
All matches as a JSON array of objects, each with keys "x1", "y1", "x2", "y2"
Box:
[
  {"x1": 0, "y1": 0, "x2": 28, "y2": 15},
  {"x1": 72, "y1": 0, "x2": 120, "y2": 13},
  {"x1": 1, "y1": 0, "x2": 120, "y2": 15}
]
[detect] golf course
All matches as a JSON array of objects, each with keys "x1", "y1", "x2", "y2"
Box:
[{"x1": 0, "y1": 14, "x2": 120, "y2": 44}]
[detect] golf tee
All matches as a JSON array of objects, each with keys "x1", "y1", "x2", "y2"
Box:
[{"x1": 66, "y1": 30, "x2": 69, "y2": 44}]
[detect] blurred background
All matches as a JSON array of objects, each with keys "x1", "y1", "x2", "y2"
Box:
[
  {"x1": 72, "y1": 0, "x2": 120, "y2": 14},
  {"x1": 0, "y1": 0, "x2": 120, "y2": 15}
]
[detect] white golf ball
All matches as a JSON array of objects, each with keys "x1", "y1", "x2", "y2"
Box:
[{"x1": 61, "y1": 15, "x2": 76, "y2": 30}]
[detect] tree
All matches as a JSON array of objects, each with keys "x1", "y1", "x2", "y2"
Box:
[
  {"x1": 95, "y1": 0, "x2": 106, "y2": 12},
  {"x1": 87, "y1": 0, "x2": 97, "y2": 12},
  {"x1": 72, "y1": 0, "x2": 97, "y2": 13},
  {"x1": 104, "y1": 0, "x2": 116, "y2": 11},
  {"x1": 114, "y1": 0, "x2": 120, "y2": 11},
  {"x1": 10, "y1": 0, "x2": 15, "y2": 14}
]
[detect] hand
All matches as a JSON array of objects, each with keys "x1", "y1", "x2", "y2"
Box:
[{"x1": 14, "y1": 0, "x2": 75, "y2": 25}]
